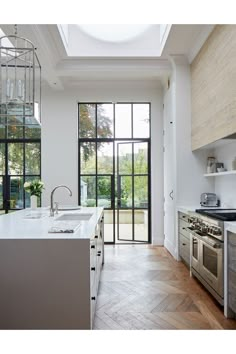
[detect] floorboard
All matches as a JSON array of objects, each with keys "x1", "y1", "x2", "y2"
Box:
[{"x1": 94, "y1": 245, "x2": 236, "y2": 330}]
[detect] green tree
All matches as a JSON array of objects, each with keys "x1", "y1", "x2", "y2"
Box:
[
  {"x1": 119, "y1": 148, "x2": 148, "y2": 207},
  {"x1": 79, "y1": 104, "x2": 113, "y2": 162}
]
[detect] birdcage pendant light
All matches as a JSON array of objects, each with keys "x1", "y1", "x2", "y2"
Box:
[{"x1": 0, "y1": 25, "x2": 41, "y2": 126}]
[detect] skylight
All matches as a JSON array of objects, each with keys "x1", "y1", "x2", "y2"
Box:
[
  {"x1": 78, "y1": 24, "x2": 151, "y2": 43},
  {"x1": 0, "y1": 28, "x2": 14, "y2": 48}
]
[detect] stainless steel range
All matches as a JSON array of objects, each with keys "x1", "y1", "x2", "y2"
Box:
[{"x1": 189, "y1": 209, "x2": 236, "y2": 305}]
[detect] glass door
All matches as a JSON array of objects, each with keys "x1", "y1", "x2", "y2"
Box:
[
  {"x1": 117, "y1": 141, "x2": 149, "y2": 242},
  {"x1": 80, "y1": 140, "x2": 115, "y2": 243},
  {"x1": 78, "y1": 102, "x2": 151, "y2": 244}
]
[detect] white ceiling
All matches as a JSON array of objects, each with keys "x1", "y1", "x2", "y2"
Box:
[{"x1": 0, "y1": 24, "x2": 215, "y2": 90}]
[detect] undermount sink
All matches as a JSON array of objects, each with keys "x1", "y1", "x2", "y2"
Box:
[
  {"x1": 24, "y1": 211, "x2": 47, "y2": 219},
  {"x1": 55, "y1": 213, "x2": 93, "y2": 222}
]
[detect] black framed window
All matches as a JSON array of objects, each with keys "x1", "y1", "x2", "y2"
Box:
[{"x1": 0, "y1": 113, "x2": 41, "y2": 213}]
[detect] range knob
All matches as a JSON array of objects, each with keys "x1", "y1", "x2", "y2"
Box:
[
  {"x1": 208, "y1": 226, "x2": 214, "y2": 234},
  {"x1": 201, "y1": 225, "x2": 208, "y2": 234},
  {"x1": 211, "y1": 227, "x2": 222, "y2": 236}
]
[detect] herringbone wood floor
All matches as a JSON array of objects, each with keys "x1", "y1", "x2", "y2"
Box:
[{"x1": 94, "y1": 245, "x2": 236, "y2": 330}]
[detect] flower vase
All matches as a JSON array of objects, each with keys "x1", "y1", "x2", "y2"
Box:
[{"x1": 30, "y1": 195, "x2": 37, "y2": 209}]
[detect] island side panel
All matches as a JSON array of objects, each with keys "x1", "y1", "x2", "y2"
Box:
[{"x1": 0, "y1": 239, "x2": 91, "y2": 329}]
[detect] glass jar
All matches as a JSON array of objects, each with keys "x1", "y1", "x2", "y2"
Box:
[
  {"x1": 232, "y1": 157, "x2": 236, "y2": 170},
  {"x1": 207, "y1": 157, "x2": 216, "y2": 173}
]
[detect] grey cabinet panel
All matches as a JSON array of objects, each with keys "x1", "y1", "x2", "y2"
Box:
[
  {"x1": 229, "y1": 234, "x2": 236, "y2": 273},
  {"x1": 228, "y1": 269, "x2": 236, "y2": 313},
  {"x1": 179, "y1": 212, "x2": 189, "y2": 223},
  {"x1": 179, "y1": 234, "x2": 190, "y2": 267},
  {"x1": 90, "y1": 212, "x2": 104, "y2": 325},
  {"x1": 179, "y1": 219, "x2": 191, "y2": 240},
  {"x1": 228, "y1": 232, "x2": 236, "y2": 315},
  {"x1": 178, "y1": 212, "x2": 191, "y2": 267}
]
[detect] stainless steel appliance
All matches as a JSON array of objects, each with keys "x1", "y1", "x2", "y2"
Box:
[
  {"x1": 189, "y1": 209, "x2": 236, "y2": 305},
  {"x1": 200, "y1": 193, "x2": 219, "y2": 207}
]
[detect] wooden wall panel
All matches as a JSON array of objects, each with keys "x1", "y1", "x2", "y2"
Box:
[{"x1": 191, "y1": 25, "x2": 236, "y2": 150}]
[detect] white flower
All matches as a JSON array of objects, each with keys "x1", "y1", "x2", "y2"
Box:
[
  {"x1": 24, "y1": 182, "x2": 31, "y2": 188},
  {"x1": 39, "y1": 181, "x2": 44, "y2": 186}
]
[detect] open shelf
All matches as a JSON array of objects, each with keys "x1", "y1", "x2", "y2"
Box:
[{"x1": 204, "y1": 170, "x2": 236, "y2": 177}]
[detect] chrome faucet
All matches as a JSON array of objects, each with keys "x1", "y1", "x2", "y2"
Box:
[{"x1": 50, "y1": 185, "x2": 72, "y2": 217}]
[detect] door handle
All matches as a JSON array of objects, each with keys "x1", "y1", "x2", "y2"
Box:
[{"x1": 169, "y1": 190, "x2": 173, "y2": 200}]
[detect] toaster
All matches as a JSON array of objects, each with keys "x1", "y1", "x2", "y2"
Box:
[{"x1": 200, "y1": 193, "x2": 220, "y2": 207}]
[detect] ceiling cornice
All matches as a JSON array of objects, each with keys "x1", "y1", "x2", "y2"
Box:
[{"x1": 56, "y1": 58, "x2": 171, "y2": 74}]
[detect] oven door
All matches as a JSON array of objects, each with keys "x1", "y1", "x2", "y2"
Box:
[
  {"x1": 199, "y1": 237, "x2": 224, "y2": 297},
  {"x1": 190, "y1": 232, "x2": 200, "y2": 272}
]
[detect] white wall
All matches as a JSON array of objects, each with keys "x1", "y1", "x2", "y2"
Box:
[
  {"x1": 172, "y1": 56, "x2": 215, "y2": 207},
  {"x1": 163, "y1": 56, "x2": 215, "y2": 258},
  {"x1": 213, "y1": 141, "x2": 236, "y2": 207},
  {"x1": 41, "y1": 80, "x2": 164, "y2": 245}
]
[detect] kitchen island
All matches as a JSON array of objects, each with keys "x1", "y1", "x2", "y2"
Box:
[{"x1": 0, "y1": 207, "x2": 104, "y2": 329}]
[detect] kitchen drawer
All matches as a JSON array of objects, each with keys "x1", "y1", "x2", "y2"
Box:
[
  {"x1": 228, "y1": 236, "x2": 236, "y2": 272},
  {"x1": 179, "y1": 234, "x2": 190, "y2": 266},
  {"x1": 179, "y1": 219, "x2": 190, "y2": 240},
  {"x1": 228, "y1": 269, "x2": 236, "y2": 313},
  {"x1": 179, "y1": 212, "x2": 189, "y2": 223},
  {"x1": 178, "y1": 217, "x2": 189, "y2": 228}
]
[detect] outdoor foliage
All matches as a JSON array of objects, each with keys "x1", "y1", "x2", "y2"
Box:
[{"x1": 79, "y1": 104, "x2": 113, "y2": 162}]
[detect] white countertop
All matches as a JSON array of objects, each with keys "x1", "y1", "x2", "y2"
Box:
[
  {"x1": 0, "y1": 207, "x2": 103, "y2": 240},
  {"x1": 177, "y1": 206, "x2": 200, "y2": 214},
  {"x1": 224, "y1": 221, "x2": 236, "y2": 234}
]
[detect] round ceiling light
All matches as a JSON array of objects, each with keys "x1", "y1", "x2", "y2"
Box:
[{"x1": 78, "y1": 24, "x2": 151, "y2": 43}]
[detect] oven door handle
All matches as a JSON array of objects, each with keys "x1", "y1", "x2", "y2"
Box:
[
  {"x1": 202, "y1": 238, "x2": 223, "y2": 250},
  {"x1": 191, "y1": 231, "x2": 222, "y2": 250}
]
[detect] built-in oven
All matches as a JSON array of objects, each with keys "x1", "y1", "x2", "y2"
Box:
[{"x1": 190, "y1": 230, "x2": 224, "y2": 304}]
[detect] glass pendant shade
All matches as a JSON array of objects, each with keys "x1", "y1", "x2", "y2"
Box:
[{"x1": 0, "y1": 32, "x2": 41, "y2": 132}]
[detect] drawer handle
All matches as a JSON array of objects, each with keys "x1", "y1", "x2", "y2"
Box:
[
  {"x1": 91, "y1": 297, "x2": 96, "y2": 301},
  {"x1": 91, "y1": 245, "x2": 95, "y2": 249},
  {"x1": 182, "y1": 243, "x2": 186, "y2": 246},
  {"x1": 182, "y1": 216, "x2": 186, "y2": 219},
  {"x1": 94, "y1": 235, "x2": 98, "y2": 239},
  {"x1": 182, "y1": 227, "x2": 186, "y2": 230},
  {"x1": 91, "y1": 267, "x2": 96, "y2": 271}
]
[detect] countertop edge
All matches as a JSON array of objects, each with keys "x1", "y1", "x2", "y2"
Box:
[{"x1": 0, "y1": 207, "x2": 104, "y2": 240}]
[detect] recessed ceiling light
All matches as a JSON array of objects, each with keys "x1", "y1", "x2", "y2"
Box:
[{"x1": 78, "y1": 24, "x2": 151, "y2": 43}]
